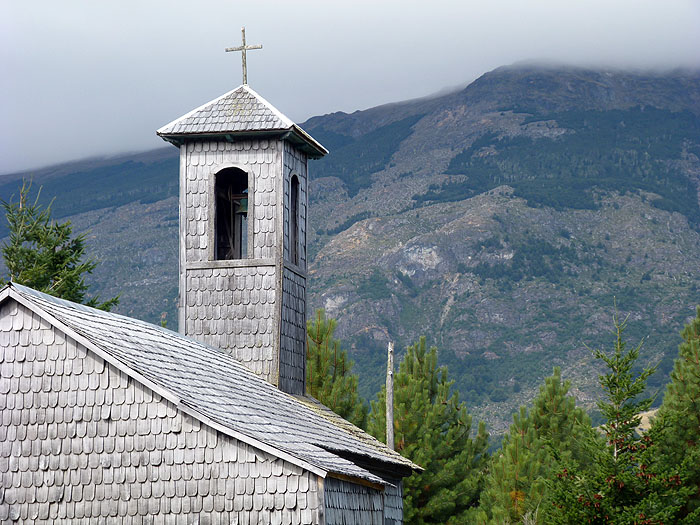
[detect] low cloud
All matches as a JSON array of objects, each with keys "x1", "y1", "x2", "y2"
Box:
[{"x1": 2, "y1": 0, "x2": 698, "y2": 174}]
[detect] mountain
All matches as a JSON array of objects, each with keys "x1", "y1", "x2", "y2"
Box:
[{"x1": 2, "y1": 64, "x2": 699, "y2": 434}]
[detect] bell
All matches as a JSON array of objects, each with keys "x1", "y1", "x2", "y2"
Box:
[{"x1": 236, "y1": 197, "x2": 248, "y2": 215}]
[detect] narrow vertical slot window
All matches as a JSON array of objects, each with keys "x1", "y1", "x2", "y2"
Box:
[{"x1": 290, "y1": 175, "x2": 299, "y2": 265}]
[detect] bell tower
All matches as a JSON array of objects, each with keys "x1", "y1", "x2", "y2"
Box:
[{"x1": 156, "y1": 80, "x2": 327, "y2": 395}]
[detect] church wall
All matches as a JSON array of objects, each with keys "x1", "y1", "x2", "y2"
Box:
[
  {"x1": 382, "y1": 479, "x2": 404, "y2": 525},
  {"x1": 182, "y1": 138, "x2": 282, "y2": 385},
  {"x1": 279, "y1": 267, "x2": 306, "y2": 395},
  {"x1": 0, "y1": 300, "x2": 322, "y2": 524},
  {"x1": 184, "y1": 266, "x2": 277, "y2": 380},
  {"x1": 282, "y1": 143, "x2": 308, "y2": 269},
  {"x1": 184, "y1": 139, "x2": 280, "y2": 263},
  {"x1": 277, "y1": 143, "x2": 308, "y2": 395},
  {"x1": 323, "y1": 477, "x2": 384, "y2": 525}
]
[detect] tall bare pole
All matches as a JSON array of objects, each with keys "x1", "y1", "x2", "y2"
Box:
[{"x1": 386, "y1": 341, "x2": 395, "y2": 450}]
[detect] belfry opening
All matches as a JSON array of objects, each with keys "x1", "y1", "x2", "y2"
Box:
[{"x1": 214, "y1": 167, "x2": 248, "y2": 260}]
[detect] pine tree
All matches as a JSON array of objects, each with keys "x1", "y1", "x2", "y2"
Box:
[
  {"x1": 306, "y1": 309, "x2": 367, "y2": 429},
  {"x1": 477, "y1": 368, "x2": 593, "y2": 524},
  {"x1": 651, "y1": 306, "x2": 700, "y2": 520},
  {"x1": 368, "y1": 337, "x2": 489, "y2": 524},
  {"x1": 545, "y1": 311, "x2": 693, "y2": 524},
  {"x1": 479, "y1": 407, "x2": 549, "y2": 524},
  {"x1": 1, "y1": 181, "x2": 118, "y2": 310}
]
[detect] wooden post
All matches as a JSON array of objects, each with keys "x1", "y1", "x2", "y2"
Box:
[{"x1": 386, "y1": 341, "x2": 394, "y2": 450}]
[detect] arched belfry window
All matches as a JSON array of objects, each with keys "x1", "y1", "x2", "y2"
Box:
[
  {"x1": 290, "y1": 175, "x2": 300, "y2": 265},
  {"x1": 215, "y1": 168, "x2": 248, "y2": 260}
]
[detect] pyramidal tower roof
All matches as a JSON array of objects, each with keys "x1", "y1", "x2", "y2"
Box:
[{"x1": 157, "y1": 85, "x2": 327, "y2": 158}]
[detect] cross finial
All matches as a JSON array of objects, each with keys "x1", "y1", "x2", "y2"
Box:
[{"x1": 225, "y1": 27, "x2": 262, "y2": 85}]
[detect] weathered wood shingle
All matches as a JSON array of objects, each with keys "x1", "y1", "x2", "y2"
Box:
[
  {"x1": 185, "y1": 266, "x2": 276, "y2": 378},
  {"x1": 324, "y1": 477, "x2": 384, "y2": 525},
  {"x1": 158, "y1": 85, "x2": 293, "y2": 135},
  {"x1": 182, "y1": 138, "x2": 282, "y2": 385},
  {"x1": 279, "y1": 268, "x2": 306, "y2": 394},
  {"x1": 283, "y1": 142, "x2": 309, "y2": 268},
  {"x1": 184, "y1": 139, "x2": 279, "y2": 263}
]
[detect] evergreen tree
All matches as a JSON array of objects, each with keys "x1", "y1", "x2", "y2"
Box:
[
  {"x1": 368, "y1": 337, "x2": 489, "y2": 525},
  {"x1": 477, "y1": 368, "x2": 593, "y2": 524},
  {"x1": 545, "y1": 312, "x2": 693, "y2": 524},
  {"x1": 306, "y1": 309, "x2": 367, "y2": 429},
  {"x1": 1, "y1": 181, "x2": 118, "y2": 310},
  {"x1": 651, "y1": 306, "x2": 700, "y2": 520}
]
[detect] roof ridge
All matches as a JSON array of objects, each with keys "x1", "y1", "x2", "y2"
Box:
[{"x1": 241, "y1": 84, "x2": 294, "y2": 128}]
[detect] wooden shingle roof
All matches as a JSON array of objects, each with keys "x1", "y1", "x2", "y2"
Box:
[
  {"x1": 2, "y1": 283, "x2": 416, "y2": 486},
  {"x1": 156, "y1": 85, "x2": 327, "y2": 158}
]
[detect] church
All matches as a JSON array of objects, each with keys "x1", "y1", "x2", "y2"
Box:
[{"x1": 0, "y1": 32, "x2": 418, "y2": 524}]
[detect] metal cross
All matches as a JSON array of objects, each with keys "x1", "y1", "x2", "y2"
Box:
[{"x1": 225, "y1": 27, "x2": 262, "y2": 85}]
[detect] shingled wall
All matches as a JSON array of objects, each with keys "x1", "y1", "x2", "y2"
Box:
[
  {"x1": 283, "y1": 142, "x2": 308, "y2": 269},
  {"x1": 184, "y1": 266, "x2": 277, "y2": 379},
  {"x1": 277, "y1": 143, "x2": 309, "y2": 394},
  {"x1": 184, "y1": 139, "x2": 279, "y2": 262},
  {"x1": 279, "y1": 268, "x2": 306, "y2": 394},
  {"x1": 0, "y1": 299, "x2": 322, "y2": 524},
  {"x1": 182, "y1": 138, "x2": 282, "y2": 386},
  {"x1": 324, "y1": 477, "x2": 384, "y2": 525},
  {"x1": 181, "y1": 137, "x2": 311, "y2": 395},
  {"x1": 383, "y1": 480, "x2": 403, "y2": 525}
]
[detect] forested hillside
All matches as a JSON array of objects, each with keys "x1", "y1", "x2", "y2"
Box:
[{"x1": 1, "y1": 64, "x2": 698, "y2": 433}]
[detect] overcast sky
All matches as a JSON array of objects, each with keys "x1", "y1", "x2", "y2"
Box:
[{"x1": 1, "y1": 0, "x2": 699, "y2": 175}]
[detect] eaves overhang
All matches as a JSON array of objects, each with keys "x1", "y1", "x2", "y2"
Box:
[{"x1": 156, "y1": 126, "x2": 327, "y2": 159}]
